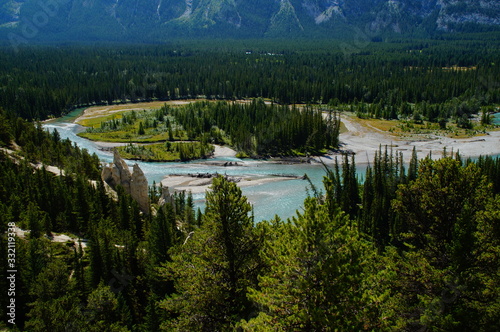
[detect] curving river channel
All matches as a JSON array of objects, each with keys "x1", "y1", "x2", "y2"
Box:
[
  {"x1": 45, "y1": 108, "x2": 500, "y2": 220},
  {"x1": 43, "y1": 109, "x2": 359, "y2": 221}
]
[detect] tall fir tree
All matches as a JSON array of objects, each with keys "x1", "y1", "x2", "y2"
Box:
[
  {"x1": 160, "y1": 175, "x2": 261, "y2": 331},
  {"x1": 241, "y1": 197, "x2": 378, "y2": 330}
]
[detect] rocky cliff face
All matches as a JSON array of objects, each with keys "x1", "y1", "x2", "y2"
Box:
[
  {"x1": 158, "y1": 186, "x2": 174, "y2": 207},
  {"x1": 130, "y1": 164, "x2": 149, "y2": 213},
  {"x1": 102, "y1": 149, "x2": 132, "y2": 192},
  {"x1": 435, "y1": 0, "x2": 500, "y2": 31},
  {"x1": 1, "y1": 0, "x2": 499, "y2": 41},
  {"x1": 102, "y1": 150, "x2": 149, "y2": 213}
]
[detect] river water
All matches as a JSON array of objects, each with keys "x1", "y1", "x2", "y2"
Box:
[
  {"x1": 43, "y1": 110, "x2": 352, "y2": 221},
  {"x1": 47, "y1": 108, "x2": 499, "y2": 221},
  {"x1": 493, "y1": 113, "x2": 500, "y2": 125}
]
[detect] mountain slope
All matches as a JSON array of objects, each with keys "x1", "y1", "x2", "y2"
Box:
[{"x1": 1, "y1": 0, "x2": 499, "y2": 42}]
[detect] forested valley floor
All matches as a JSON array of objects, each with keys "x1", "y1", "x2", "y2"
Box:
[{"x1": 1, "y1": 38, "x2": 500, "y2": 330}]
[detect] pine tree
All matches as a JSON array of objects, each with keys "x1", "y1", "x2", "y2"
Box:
[
  {"x1": 387, "y1": 157, "x2": 497, "y2": 330},
  {"x1": 85, "y1": 283, "x2": 128, "y2": 331},
  {"x1": 26, "y1": 260, "x2": 85, "y2": 331},
  {"x1": 408, "y1": 146, "x2": 418, "y2": 181},
  {"x1": 160, "y1": 175, "x2": 261, "y2": 331},
  {"x1": 393, "y1": 157, "x2": 491, "y2": 267},
  {"x1": 148, "y1": 204, "x2": 175, "y2": 266},
  {"x1": 137, "y1": 122, "x2": 145, "y2": 135},
  {"x1": 241, "y1": 197, "x2": 378, "y2": 330},
  {"x1": 22, "y1": 202, "x2": 42, "y2": 239}
]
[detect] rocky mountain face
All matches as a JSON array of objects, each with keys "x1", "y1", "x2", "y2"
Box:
[
  {"x1": 0, "y1": 0, "x2": 499, "y2": 41},
  {"x1": 102, "y1": 150, "x2": 149, "y2": 213},
  {"x1": 435, "y1": 0, "x2": 500, "y2": 30}
]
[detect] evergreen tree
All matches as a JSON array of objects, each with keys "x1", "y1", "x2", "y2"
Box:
[
  {"x1": 138, "y1": 122, "x2": 145, "y2": 136},
  {"x1": 384, "y1": 157, "x2": 497, "y2": 330},
  {"x1": 393, "y1": 157, "x2": 491, "y2": 267},
  {"x1": 408, "y1": 146, "x2": 418, "y2": 182},
  {"x1": 85, "y1": 283, "x2": 129, "y2": 331},
  {"x1": 148, "y1": 204, "x2": 175, "y2": 266},
  {"x1": 26, "y1": 260, "x2": 85, "y2": 331},
  {"x1": 360, "y1": 147, "x2": 406, "y2": 246},
  {"x1": 160, "y1": 175, "x2": 261, "y2": 331},
  {"x1": 241, "y1": 197, "x2": 378, "y2": 330}
]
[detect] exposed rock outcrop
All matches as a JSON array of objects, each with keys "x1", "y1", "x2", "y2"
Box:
[
  {"x1": 102, "y1": 150, "x2": 150, "y2": 213},
  {"x1": 3, "y1": 0, "x2": 500, "y2": 40},
  {"x1": 102, "y1": 150, "x2": 132, "y2": 191},
  {"x1": 158, "y1": 186, "x2": 174, "y2": 206},
  {"x1": 130, "y1": 164, "x2": 149, "y2": 213}
]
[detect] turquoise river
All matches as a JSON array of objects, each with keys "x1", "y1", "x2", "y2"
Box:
[{"x1": 43, "y1": 110, "x2": 366, "y2": 221}]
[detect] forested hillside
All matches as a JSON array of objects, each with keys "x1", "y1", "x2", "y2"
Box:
[
  {"x1": 1, "y1": 39, "x2": 500, "y2": 330},
  {"x1": 1, "y1": 38, "x2": 499, "y2": 121},
  {"x1": 1, "y1": 106, "x2": 499, "y2": 330},
  {"x1": 1, "y1": 0, "x2": 500, "y2": 42}
]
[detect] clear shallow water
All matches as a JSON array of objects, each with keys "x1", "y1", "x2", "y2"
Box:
[
  {"x1": 44, "y1": 112, "x2": 337, "y2": 221},
  {"x1": 43, "y1": 108, "x2": 500, "y2": 220},
  {"x1": 493, "y1": 113, "x2": 500, "y2": 125}
]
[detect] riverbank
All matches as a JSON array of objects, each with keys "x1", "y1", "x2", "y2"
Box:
[
  {"x1": 319, "y1": 114, "x2": 500, "y2": 165},
  {"x1": 43, "y1": 114, "x2": 500, "y2": 221},
  {"x1": 160, "y1": 173, "x2": 304, "y2": 194},
  {"x1": 75, "y1": 101, "x2": 500, "y2": 166}
]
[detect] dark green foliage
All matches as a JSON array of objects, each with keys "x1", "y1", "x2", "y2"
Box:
[
  {"x1": 2, "y1": 121, "x2": 500, "y2": 329},
  {"x1": 168, "y1": 99, "x2": 339, "y2": 156},
  {"x1": 360, "y1": 147, "x2": 407, "y2": 247},
  {"x1": 0, "y1": 109, "x2": 100, "y2": 179},
  {"x1": 25, "y1": 260, "x2": 84, "y2": 332},
  {"x1": 1, "y1": 40, "x2": 500, "y2": 331},
  {"x1": 393, "y1": 158, "x2": 491, "y2": 267},
  {"x1": 85, "y1": 283, "x2": 123, "y2": 331},
  {"x1": 1, "y1": 39, "x2": 499, "y2": 122},
  {"x1": 148, "y1": 204, "x2": 177, "y2": 266},
  {"x1": 160, "y1": 175, "x2": 261, "y2": 331},
  {"x1": 137, "y1": 121, "x2": 145, "y2": 135},
  {"x1": 469, "y1": 155, "x2": 500, "y2": 195},
  {"x1": 119, "y1": 141, "x2": 214, "y2": 162},
  {"x1": 375, "y1": 157, "x2": 500, "y2": 331},
  {"x1": 241, "y1": 198, "x2": 378, "y2": 330},
  {"x1": 322, "y1": 154, "x2": 360, "y2": 218},
  {"x1": 0, "y1": 113, "x2": 192, "y2": 329}
]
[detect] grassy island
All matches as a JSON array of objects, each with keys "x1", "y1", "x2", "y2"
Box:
[{"x1": 76, "y1": 99, "x2": 341, "y2": 161}]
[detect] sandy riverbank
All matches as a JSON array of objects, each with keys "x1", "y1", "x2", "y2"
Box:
[
  {"x1": 160, "y1": 174, "x2": 302, "y2": 194},
  {"x1": 319, "y1": 115, "x2": 500, "y2": 165},
  {"x1": 75, "y1": 100, "x2": 199, "y2": 124},
  {"x1": 213, "y1": 144, "x2": 237, "y2": 157},
  {"x1": 76, "y1": 101, "x2": 500, "y2": 166}
]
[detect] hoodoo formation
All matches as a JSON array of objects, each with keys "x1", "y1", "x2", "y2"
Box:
[{"x1": 102, "y1": 150, "x2": 150, "y2": 213}]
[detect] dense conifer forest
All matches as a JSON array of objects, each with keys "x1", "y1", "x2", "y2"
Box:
[
  {"x1": 79, "y1": 100, "x2": 340, "y2": 158},
  {"x1": 1, "y1": 105, "x2": 499, "y2": 330},
  {"x1": 165, "y1": 100, "x2": 340, "y2": 156},
  {"x1": 1, "y1": 37, "x2": 500, "y2": 330},
  {"x1": 1, "y1": 37, "x2": 499, "y2": 121}
]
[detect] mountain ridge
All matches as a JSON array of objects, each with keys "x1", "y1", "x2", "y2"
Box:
[{"x1": 1, "y1": 0, "x2": 500, "y2": 43}]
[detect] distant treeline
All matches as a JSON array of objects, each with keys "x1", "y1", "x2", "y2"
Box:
[{"x1": 1, "y1": 38, "x2": 499, "y2": 120}]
